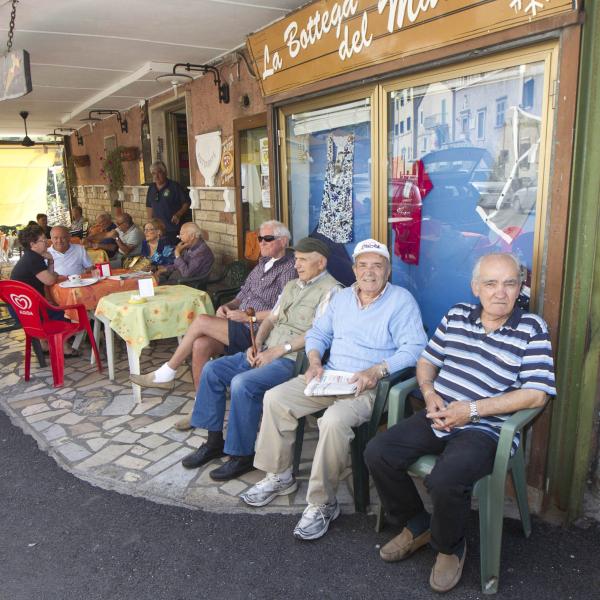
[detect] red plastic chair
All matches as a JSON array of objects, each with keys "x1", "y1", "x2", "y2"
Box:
[{"x1": 0, "y1": 280, "x2": 103, "y2": 387}]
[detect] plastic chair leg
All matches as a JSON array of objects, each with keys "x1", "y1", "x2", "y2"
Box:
[
  {"x1": 350, "y1": 426, "x2": 369, "y2": 513},
  {"x1": 47, "y1": 335, "x2": 66, "y2": 387},
  {"x1": 293, "y1": 417, "x2": 306, "y2": 476},
  {"x1": 24, "y1": 334, "x2": 32, "y2": 381},
  {"x1": 478, "y1": 478, "x2": 505, "y2": 595},
  {"x1": 510, "y1": 449, "x2": 532, "y2": 538}
]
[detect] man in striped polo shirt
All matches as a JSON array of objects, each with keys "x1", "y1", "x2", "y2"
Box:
[{"x1": 365, "y1": 253, "x2": 556, "y2": 593}]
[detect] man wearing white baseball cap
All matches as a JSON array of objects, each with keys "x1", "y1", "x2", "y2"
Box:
[{"x1": 241, "y1": 238, "x2": 427, "y2": 541}]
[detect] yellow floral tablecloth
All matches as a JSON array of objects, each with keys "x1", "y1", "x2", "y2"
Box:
[{"x1": 95, "y1": 285, "x2": 214, "y2": 356}]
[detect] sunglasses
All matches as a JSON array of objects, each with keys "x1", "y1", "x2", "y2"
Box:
[{"x1": 258, "y1": 235, "x2": 279, "y2": 243}]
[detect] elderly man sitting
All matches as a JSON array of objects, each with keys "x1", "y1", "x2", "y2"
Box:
[
  {"x1": 84, "y1": 212, "x2": 118, "y2": 258},
  {"x1": 156, "y1": 222, "x2": 214, "y2": 284},
  {"x1": 48, "y1": 225, "x2": 93, "y2": 276},
  {"x1": 130, "y1": 220, "x2": 296, "y2": 394},
  {"x1": 107, "y1": 212, "x2": 143, "y2": 265},
  {"x1": 241, "y1": 239, "x2": 427, "y2": 541},
  {"x1": 180, "y1": 237, "x2": 341, "y2": 481},
  {"x1": 364, "y1": 253, "x2": 556, "y2": 593}
]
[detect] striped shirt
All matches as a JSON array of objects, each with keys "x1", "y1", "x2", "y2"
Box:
[
  {"x1": 234, "y1": 253, "x2": 297, "y2": 314},
  {"x1": 421, "y1": 303, "x2": 556, "y2": 447}
]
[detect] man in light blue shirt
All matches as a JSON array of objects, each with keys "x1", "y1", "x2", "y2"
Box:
[{"x1": 242, "y1": 239, "x2": 427, "y2": 541}]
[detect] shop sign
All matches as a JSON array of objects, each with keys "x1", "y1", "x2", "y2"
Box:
[{"x1": 247, "y1": 0, "x2": 576, "y2": 97}]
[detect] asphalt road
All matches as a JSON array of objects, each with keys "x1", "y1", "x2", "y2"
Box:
[{"x1": 1, "y1": 410, "x2": 598, "y2": 600}]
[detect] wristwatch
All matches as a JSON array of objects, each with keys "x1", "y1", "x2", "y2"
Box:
[
  {"x1": 379, "y1": 362, "x2": 390, "y2": 378},
  {"x1": 469, "y1": 401, "x2": 481, "y2": 423},
  {"x1": 283, "y1": 342, "x2": 293, "y2": 354}
]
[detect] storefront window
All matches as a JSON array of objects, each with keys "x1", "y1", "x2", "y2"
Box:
[
  {"x1": 284, "y1": 98, "x2": 372, "y2": 286},
  {"x1": 387, "y1": 61, "x2": 545, "y2": 333}
]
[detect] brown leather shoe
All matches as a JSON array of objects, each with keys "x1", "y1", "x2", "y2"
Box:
[
  {"x1": 429, "y1": 544, "x2": 467, "y2": 593},
  {"x1": 130, "y1": 372, "x2": 175, "y2": 390},
  {"x1": 174, "y1": 415, "x2": 193, "y2": 431},
  {"x1": 379, "y1": 527, "x2": 431, "y2": 562}
]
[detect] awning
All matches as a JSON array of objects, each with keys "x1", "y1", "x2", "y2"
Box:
[{"x1": 0, "y1": 146, "x2": 58, "y2": 226}]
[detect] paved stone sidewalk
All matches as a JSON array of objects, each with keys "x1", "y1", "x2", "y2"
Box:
[{"x1": 0, "y1": 329, "x2": 363, "y2": 514}]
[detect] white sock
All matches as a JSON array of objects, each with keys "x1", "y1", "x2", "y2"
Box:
[
  {"x1": 275, "y1": 468, "x2": 293, "y2": 482},
  {"x1": 153, "y1": 363, "x2": 177, "y2": 383}
]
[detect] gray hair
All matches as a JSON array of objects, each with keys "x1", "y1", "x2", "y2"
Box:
[
  {"x1": 260, "y1": 220, "x2": 291, "y2": 240},
  {"x1": 181, "y1": 222, "x2": 201, "y2": 239},
  {"x1": 472, "y1": 252, "x2": 524, "y2": 283},
  {"x1": 150, "y1": 160, "x2": 168, "y2": 175}
]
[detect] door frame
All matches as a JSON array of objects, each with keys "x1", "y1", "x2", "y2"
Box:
[{"x1": 233, "y1": 113, "x2": 269, "y2": 259}]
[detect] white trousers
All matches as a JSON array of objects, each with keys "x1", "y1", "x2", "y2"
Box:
[{"x1": 254, "y1": 375, "x2": 376, "y2": 506}]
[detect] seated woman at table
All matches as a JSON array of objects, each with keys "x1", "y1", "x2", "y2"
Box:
[
  {"x1": 10, "y1": 224, "x2": 80, "y2": 357},
  {"x1": 140, "y1": 218, "x2": 175, "y2": 269}
]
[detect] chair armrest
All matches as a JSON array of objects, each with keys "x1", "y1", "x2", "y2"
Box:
[
  {"x1": 52, "y1": 302, "x2": 88, "y2": 322},
  {"x1": 387, "y1": 376, "x2": 419, "y2": 428},
  {"x1": 171, "y1": 275, "x2": 209, "y2": 290},
  {"x1": 368, "y1": 368, "x2": 416, "y2": 437},
  {"x1": 491, "y1": 406, "x2": 544, "y2": 476}
]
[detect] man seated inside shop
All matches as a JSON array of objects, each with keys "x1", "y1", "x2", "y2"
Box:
[
  {"x1": 180, "y1": 237, "x2": 341, "y2": 480},
  {"x1": 146, "y1": 160, "x2": 191, "y2": 246},
  {"x1": 156, "y1": 222, "x2": 214, "y2": 284},
  {"x1": 48, "y1": 225, "x2": 93, "y2": 276},
  {"x1": 106, "y1": 212, "x2": 144, "y2": 267},
  {"x1": 364, "y1": 252, "x2": 556, "y2": 593},
  {"x1": 241, "y1": 239, "x2": 427, "y2": 541},
  {"x1": 83, "y1": 212, "x2": 118, "y2": 258},
  {"x1": 36, "y1": 213, "x2": 51, "y2": 238},
  {"x1": 130, "y1": 220, "x2": 297, "y2": 400},
  {"x1": 10, "y1": 223, "x2": 81, "y2": 357},
  {"x1": 69, "y1": 205, "x2": 85, "y2": 238}
]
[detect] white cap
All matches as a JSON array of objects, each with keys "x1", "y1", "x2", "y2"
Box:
[{"x1": 352, "y1": 239, "x2": 390, "y2": 262}]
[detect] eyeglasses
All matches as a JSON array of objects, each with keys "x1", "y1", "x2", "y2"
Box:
[
  {"x1": 144, "y1": 227, "x2": 156, "y2": 232},
  {"x1": 258, "y1": 235, "x2": 279, "y2": 243}
]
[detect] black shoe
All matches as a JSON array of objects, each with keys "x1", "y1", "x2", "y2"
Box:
[
  {"x1": 209, "y1": 455, "x2": 255, "y2": 481},
  {"x1": 181, "y1": 444, "x2": 225, "y2": 469}
]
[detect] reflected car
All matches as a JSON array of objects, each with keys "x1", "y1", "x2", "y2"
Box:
[{"x1": 512, "y1": 180, "x2": 538, "y2": 214}]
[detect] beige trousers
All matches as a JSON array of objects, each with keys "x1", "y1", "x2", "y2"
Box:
[{"x1": 254, "y1": 375, "x2": 376, "y2": 506}]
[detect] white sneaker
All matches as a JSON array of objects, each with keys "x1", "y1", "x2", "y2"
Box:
[
  {"x1": 293, "y1": 501, "x2": 341, "y2": 540},
  {"x1": 240, "y1": 473, "x2": 298, "y2": 507}
]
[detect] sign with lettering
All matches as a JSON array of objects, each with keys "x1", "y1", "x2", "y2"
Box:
[{"x1": 246, "y1": 0, "x2": 575, "y2": 97}]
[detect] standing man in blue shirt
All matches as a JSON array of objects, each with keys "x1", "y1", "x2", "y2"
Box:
[
  {"x1": 241, "y1": 239, "x2": 427, "y2": 540},
  {"x1": 146, "y1": 160, "x2": 191, "y2": 246},
  {"x1": 364, "y1": 253, "x2": 556, "y2": 593}
]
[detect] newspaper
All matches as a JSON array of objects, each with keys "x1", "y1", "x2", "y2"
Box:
[{"x1": 304, "y1": 370, "x2": 357, "y2": 397}]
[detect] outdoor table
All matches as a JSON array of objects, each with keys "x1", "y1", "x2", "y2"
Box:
[
  {"x1": 48, "y1": 269, "x2": 156, "y2": 322},
  {"x1": 95, "y1": 285, "x2": 215, "y2": 402}
]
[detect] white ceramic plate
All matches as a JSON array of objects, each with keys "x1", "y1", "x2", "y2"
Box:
[{"x1": 58, "y1": 277, "x2": 99, "y2": 289}]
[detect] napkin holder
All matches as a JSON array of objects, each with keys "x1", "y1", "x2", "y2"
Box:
[{"x1": 95, "y1": 262, "x2": 111, "y2": 277}]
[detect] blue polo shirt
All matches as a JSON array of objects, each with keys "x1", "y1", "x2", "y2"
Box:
[
  {"x1": 421, "y1": 302, "x2": 556, "y2": 448},
  {"x1": 145, "y1": 178, "x2": 191, "y2": 236}
]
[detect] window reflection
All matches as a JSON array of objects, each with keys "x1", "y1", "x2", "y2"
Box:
[
  {"x1": 285, "y1": 98, "x2": 372, "y2": 286},
  {"x1": 388, "y1": 61, "x2": 544, "y2": 333}
]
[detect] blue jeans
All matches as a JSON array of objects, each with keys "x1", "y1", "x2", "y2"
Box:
[{"x1": 191, "y1": 351, "x2": 295, "y2": 456}]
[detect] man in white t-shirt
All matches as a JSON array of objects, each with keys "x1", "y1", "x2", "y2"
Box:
[{"x1": 48, "y1": 226, "x2": 93, "y2": 276}]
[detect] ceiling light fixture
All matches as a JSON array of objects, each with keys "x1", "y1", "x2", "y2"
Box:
[
  {"x1": 156, "y1": 63, "x2": 230, "y2": 104},
  {"x1": 80, "y1": 109, "x2": 128, "y2": 133},
  {"x1": 46, "y1": 127, "x2": 84, "y2": 146},
  {"x1": 19, "y1": 110, "x2": 35, "y2": 146}
]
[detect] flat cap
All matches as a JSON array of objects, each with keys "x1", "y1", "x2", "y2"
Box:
[{"x1": 293, "y1": 237, "x2": 330, "y2": 258}]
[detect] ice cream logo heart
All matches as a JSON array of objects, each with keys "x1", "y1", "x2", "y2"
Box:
[{"x1": 10, "y1": 294, "x2": 32, "y2": 311}]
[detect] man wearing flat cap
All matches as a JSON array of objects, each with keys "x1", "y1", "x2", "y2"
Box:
[
  {"x1": 180, "y1": 237, "x2": 341, "y2": 481},
  {"x1": 242, "y1": 238, "x2": 427, "y2": 541}
]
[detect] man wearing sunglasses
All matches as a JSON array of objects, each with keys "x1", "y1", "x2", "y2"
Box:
[{"x1": 131, "y1": 220, "x2": 297, "y2": 409}]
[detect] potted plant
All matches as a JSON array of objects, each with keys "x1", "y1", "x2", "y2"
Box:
[{"x1": 101, "y1": 147, "x2": 125, "y2": 207}]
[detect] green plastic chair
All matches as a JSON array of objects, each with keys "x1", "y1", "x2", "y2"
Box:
[{"x1": 376, "y1": 377, "x2": 543, "y2": 594}]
